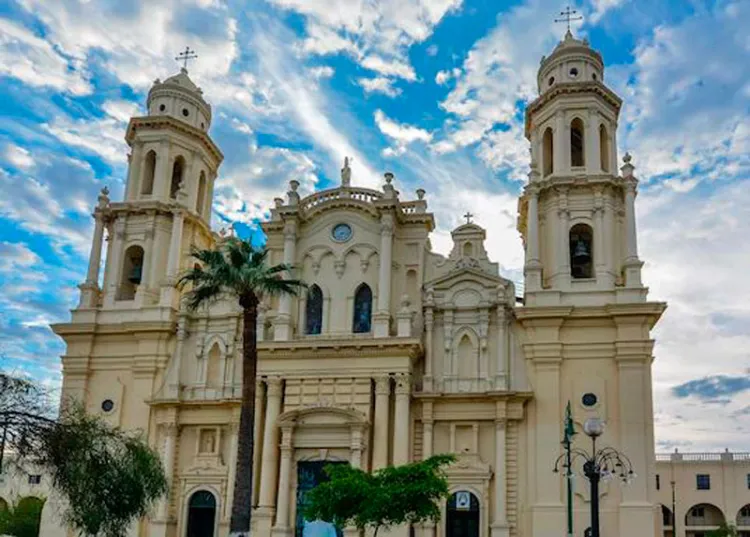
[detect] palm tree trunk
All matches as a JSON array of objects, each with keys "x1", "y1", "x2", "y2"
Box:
[{"x1": 229, "y1": 295, "x2": 259, "y2": 537}]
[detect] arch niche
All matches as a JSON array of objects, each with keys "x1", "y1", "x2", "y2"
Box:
[
  {"x1": 446, "y1": 491, "x2": 480, "y2": 537},
  {"x1": 141, "y1": 150, "x2": 156, "y2": 196},
  {"x1": 186, "y1": 490, "x2": 217, "y2": 537},
  {"x1": 119, "y1": 245, "x2": 144, "y2": 300},
  {"x1": 570, "y1": 118, "x2": 585, "y2": 168},
  {"x1": 170, "y1": 156, "x2": 185, "y2": 199},
  {"x1": 542, "y1": 127, "x2": 554, "y2": 176},
  {"x1": 685, "y1": 503, "x2": 725, "y2": 529}
]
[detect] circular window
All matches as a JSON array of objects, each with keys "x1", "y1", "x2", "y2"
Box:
[
  {"x1": 331, "y1": 223, "x2": 353, "y2": 242},
  {"x1": 159, "y1": 104, "x2": 166, "y2": 112},
  {"x1": 101, "y1": 399, "x2": 115, "y2": 413},
  {"x1": 548, "y1": 76, "x2": 555, "y2": 87},
  {"x1": 592, "y1": 72, "x2": 598, "y2": 81},
  {"x1": 182, "y1": 108, "x2": 189, "y2": 117},
  {"x1": 582, "y1": 393, "x2": 598, "y2": 407},
  {"x1": 569, "y1": 67, "x2": 579, "y2": 79}
]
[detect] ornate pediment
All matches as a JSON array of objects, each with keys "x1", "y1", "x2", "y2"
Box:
[{"x1": 424, "y1": 266, "x2": 515, "y2": 309}]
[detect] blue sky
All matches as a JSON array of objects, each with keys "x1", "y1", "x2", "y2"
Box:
[{"x1": 0, "y1": 0, "x2": 748, "y2": 451}]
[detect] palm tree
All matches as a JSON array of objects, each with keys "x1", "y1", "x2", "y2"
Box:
[{"x1": 179, "y1": 237, "x2": 305, "y2": 537}]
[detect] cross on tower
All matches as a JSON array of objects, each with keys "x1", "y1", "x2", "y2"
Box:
[
  {"x1": 464, "y1": 212, "x2": 474, "y2": 225},
  {"x1": 175, "y1": 46, "x2": 198, "y2": 70},
  {"x1": 555, "y1": 5, "x2": 583, "y2": 32}
]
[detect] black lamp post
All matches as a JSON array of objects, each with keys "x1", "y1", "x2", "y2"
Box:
[{"x1": 553, "y1": 417, "x2": 636, "y2": 537}]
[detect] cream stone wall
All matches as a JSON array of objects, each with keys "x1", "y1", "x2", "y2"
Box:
[{"x1": 655, "y1": 451, "x2": 750, "y2": 537}]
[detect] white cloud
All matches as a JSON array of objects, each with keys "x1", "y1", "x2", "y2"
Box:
[
  {"x1": 4, "y1": 144, "x2": 35, "y2": 170},
  {"x1": 0, "y1": 18, "x2": 91, "y2": 95},
  {"x1": 308, "y1": 65, "x2": 335, "y2": 79},
  {"x1": 435, "y1": 67, "x2": 461, "y2": 85},
  {"x1": 358, "y1": 77, "x2": 402, "y2": 97},
  {"x1": 374, "y1": 109, "x2": 432, "y2": 157},
  {"x1": 426, "y1": 44, "x2": 439, "y2": 56},
  {"x1": 362, "y1": 55, "x2": 417, "y2": 81}
]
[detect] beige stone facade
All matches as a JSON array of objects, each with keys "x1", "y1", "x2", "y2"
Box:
[
  {"x1": 655, "y1": 451, "x2": 750, "y2": 537},
  {"x1": 43, "y1": 32, "x2": 680, "y2": 537}
]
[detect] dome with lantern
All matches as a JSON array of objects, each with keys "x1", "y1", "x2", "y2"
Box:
[
  {"x1": 147, "y1": 68, "x2": 212, "y2": 132},
  {"x1": 537, "y1": 29, "x2": 605, "y2": 94}
]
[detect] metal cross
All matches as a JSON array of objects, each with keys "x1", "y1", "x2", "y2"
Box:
[
  {"x1": 555, "y1": 5, "x2": 583, "y2": 32},
  {"x1": 464, "y1": 212, "x2": 474, "y2": 224},
  {"x1": 175, "y1": 46, "x2": 198, "y2": 70}
]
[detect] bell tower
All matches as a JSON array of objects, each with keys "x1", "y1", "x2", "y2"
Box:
[
  {"x1": 518, "y1": 30, "x2": 645, "y2": 306},
  {"x1": 78, "y1": 67, "x2": 223, "y2": 311}
]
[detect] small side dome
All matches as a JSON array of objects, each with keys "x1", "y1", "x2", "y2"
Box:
[
  {"x1": 147, "y1": 68, "x2": 212, "y2": 131},
  {"x1": 537, "y1": 30, "x2": 605, "y2": 94}
]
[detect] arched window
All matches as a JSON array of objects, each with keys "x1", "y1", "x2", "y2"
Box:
[
  {"x1": 446, "y1": 491, "x2": 480, "y2": 537},
  {"x1": 661, "y1": 505, "x2": 674, "y2": 528},
  {"x1": 543, "y1": 127, "x2": 554, "y2": 176},
  {"x1": 457, "y1": 334, "x2": 477, "y2": 380},
  {"x1": 569, "y1": 224, "x2": 593, "y2": 279},
  {"x1": 405, "y1": 269, "x2": 418, "y2": 306},
  {"x1": 737, "y1": 504, "x2": 750, "y2": 526},
  {"x1": 196, "y1": 171, "x2": 207, "y2": 215},
  {"x1": 186, "y1": 490, "x2": 217, "y2": 537},
  {"x1": 119, "y1": 245, "x2": 144, "y2": 300},
  {"x1": 141, "y1": 150, "x2": 156, "y2": 196},
  {"x1": 599, "y1": 124, "x2": 609, "y2": 172},
  {"x1": 570, "y1": 118, "x2": 585, "y2": 167},
  {"x1": 685, "y1": 503, "x2": 725, "y2": 528},
  {"x1": 305, "y1": 285, "x2": 323, "y2": 335},
  {"x1": 170, "y1": 156, "x2": 185, "y2": 199},
  {"x1": 352, "y1": 284, "x2": 372, "y2": 333}
]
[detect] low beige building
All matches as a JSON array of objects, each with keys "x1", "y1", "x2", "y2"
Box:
[
  {"x1": 36, "y1": 29, "x2": 743, "y2": 537},
  {"x1": 655, "y1": 450, "x2": 750, "y2": 537}
]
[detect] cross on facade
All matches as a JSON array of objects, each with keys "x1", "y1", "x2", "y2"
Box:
[
  {"x1": 175, "y1": 46, "x2": 198, "y2": 70},
  {"x1": 464, "y1": 212, "x2": 474, "y2": 224},
  {"x1": 555, "y1": 5, "x2": 583, "y2": 32}
]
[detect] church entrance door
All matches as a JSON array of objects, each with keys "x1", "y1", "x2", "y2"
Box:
[
  {"x1": 446, "y1": 491, "x2": 480, "y2": 537},
  {"x1": 296, "y1": 461, "x2": 346, "y2": 537},
  {"x1": 186, "y1": 490, "x2": 216, "y2": 537}
]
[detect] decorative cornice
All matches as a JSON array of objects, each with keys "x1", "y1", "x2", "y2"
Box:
[{"x1": 126, "y1": 115, "x2": 223, "y2": 164}]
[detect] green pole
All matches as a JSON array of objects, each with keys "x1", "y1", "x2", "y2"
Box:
[{"x1": 563, "y1": 401, "x2": 576, "y2": 537}]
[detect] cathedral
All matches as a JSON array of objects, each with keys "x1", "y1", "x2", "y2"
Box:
[{"x1": 50, "y1": 32, "x2": 666, "y2": 537}]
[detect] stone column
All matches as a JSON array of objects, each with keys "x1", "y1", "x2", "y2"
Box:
[
  {"x1": 423, "y1": 308, "x2": 434, "y2": 391},
  {"x1": 252, "y1": 381, "x2": 265, "y2": 505},
  {"x1": 125, "y1": 143, "x2": 143, "y2": 200},
  {"x1": 350, "y1": 426, "x2": 364, "y2": 469},
  {"x1": 135, "y1": 221, "x2": 155, "y2": 306},
  {"x1": 586, "y1": 111, "x2": 601, "y2": 175},
  {"x1": 372, "y1": 376, "x2": 391, "y2": 470},
  {"x1": 224, "y1": 421, "x2": 239, "y2": 520},
  {"x1": 422, "y1": 402, "x2": 433, "y2": 460},
  {"x1": 157, "y1": 424, "x2": 178, "y2": 520},
  {"x1": 554, "y1": 111, "x2": 566, "y2": 174},
  {"x1": 393, "y1": 374, "x2": 411, "y2": 466},
  {"x1": 257, "y1": 378, "x2": 283, "y2": 534},
  {"x1": 374, "y1": 213, "x2": 394, "y2": 337},
  {"x1": 272, "y1": 426, "x2": 294, "y2": 533},
  {"x1": 624, "y1": 181, "x2": 639, "y2": 262},
  {"x1": 104, "y1": 218, "x2": 126, "y2": 306},
  {"x1": 165, "y1": 312, "x2": 188, "y2": 398},
  {"x1": 495, "y1": 307, "x2": 508, "y2": 390},
  {"x1": 491, "y1": 419, "x2": 509, "y2": 537},
  {"x1": 556, "y1": 189, "x2": 570, "y2": 287},
  {"x1": 157, "y1": 142, "x2": 171, "y2": 199},
  {"x1": 160, "y1": 209, "x2": 184, "y2": 307},
  {"x1": 274, "y1": 221, "x2": 296, "y2": 340},
  {"x1": 524, "y1": 187, "x2": 542, "y2": 292},
  {"x1": 86, "y1": 213, "x2": 106, "y2": 285}
]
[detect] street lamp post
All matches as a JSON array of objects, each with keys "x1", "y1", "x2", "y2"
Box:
[{"x1": 553, "y1": 417, "x2": 636, "y2": 537}]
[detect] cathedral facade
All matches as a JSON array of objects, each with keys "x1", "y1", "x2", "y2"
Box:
[{"x1": 51, "y1": 33, "x2": 665, "y2": 537}]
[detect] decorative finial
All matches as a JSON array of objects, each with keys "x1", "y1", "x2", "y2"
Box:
[
  {"x1": 416, "y1": 188, "x2": 425, "y2": 200},
  {"x1": 384, "y1": 172, "x2": 394, "y2": 184},
  {"x1": 555, "y1": 5, "x2": 582, "y2": 34},
  {"x1": 274, "y1": 197, "x2": 284, "y2": 208},
  {"x1": 175, "y1": 46, "x2": 198, "y2": 71},
  {"x1": 623, "y1": 152, "x2": 632, "y2": 164},
  {"x1": 341, "y1": 156, "x2": 352, "y2": 187},
  {"x1": 289, "y1": 179, "x2": 299, "y2": 192},
  {"x1": 97, "y1": 186, "x2": 110, "y2": 209},
  {"x1": 463, "y1": 212, "x2": 474, "y2": 225}
]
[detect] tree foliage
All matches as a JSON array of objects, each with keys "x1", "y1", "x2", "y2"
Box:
[
  {"x1": 303, "y1": 454, "x2": 456, "y2": 537},
  {"x1": 33, "y1": 405, "x2": 168, "y2": 537},
  {"x1": 708, "y1": 522, "x2": 739, "y2": 537},
  {"x1": 0, "y1": 497, "x2": 45, "y2": 537}
]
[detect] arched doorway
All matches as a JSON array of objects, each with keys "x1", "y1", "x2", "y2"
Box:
[
  {"x1": 446, "y1": 491, "x2": 479, "y2": 537},
  {"x1": 186, "y1": 490, "x2": 216, "y2": 537}
]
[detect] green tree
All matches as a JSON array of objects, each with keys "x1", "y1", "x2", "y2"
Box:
[
  {"x1": 179, "y1": 237, "x2": 305, "y2": 537},
  {"x1": 303, "y1": 454, "x2": 456, "y2": 537},
  {"x1": 0, "y1": 497, "x2": 45, "y2": 537},
  {"x1": 35, "y1": 405, "x2": 167, "y2": 537},
  {"x1": 708, "y1": 522, "x2": 739, "y2": 537}
]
